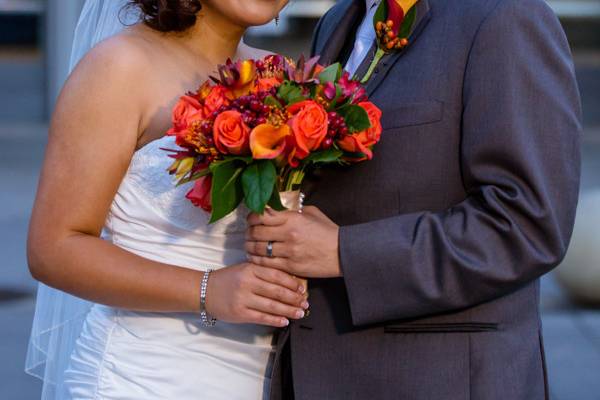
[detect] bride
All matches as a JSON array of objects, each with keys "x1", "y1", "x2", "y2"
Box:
[{"x1": 25, "y1": 0, "x2": 309, "y2": 398}]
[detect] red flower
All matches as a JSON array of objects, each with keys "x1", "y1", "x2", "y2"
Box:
[
  {"x1": 337, "y1": 102, "x2": 382, "y2": 161},
  {"x1": 167, "y1": 95, "x2": 203, "y2": 136},
  {"x1": 186, "y1": 175, "x2": 212, "y2": 212},
  {"x1": 203, "y1": 86, "x2": 231, "y2": 116},
  {"x1": 254, "y1": 77, "x2": 283, "y2": 93},
  {"x1": 338, "y1": 72, "x2": 367, "y2": 103}
]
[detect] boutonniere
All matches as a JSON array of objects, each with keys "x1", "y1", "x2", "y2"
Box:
[{"x1": 361, "y1": 0, "x2": 419, "y2": 83}]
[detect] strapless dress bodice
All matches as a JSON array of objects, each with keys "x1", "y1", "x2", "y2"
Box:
[{"x1": 102, "y1": 134, "x2": 249, "y2": 270}]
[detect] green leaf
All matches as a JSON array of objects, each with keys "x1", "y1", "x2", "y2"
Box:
[
  {"x1": 343, "y1": 151, "x2": 369, "y2": 159},
  {"x1": 223, "y1": 166, "x2": 244, "y2": 191},
  {"x1": 373, "y1": 1, "x2": 388, "y2": 28},
  {"x1": 209, "y1": 161, "x2": 244, "y2": 223},
  {"x1": 277, "y1": 82, "x2": 305, "y2": 105},
  {"x1": 305, "y1": 148, "x2": 344, "y2": 163},
  {"x1": 175, "y1": 168, "x2": 211, "y2": 187},
  {"x1": 399, "y1": 7, "x2": 417, "y2": 39},
  {"x1": 241, "y1": 160, "x2": 277, "y2": 214},
  {"x1": 264, "y1": 95, "x2": 282, "y2": 109},
  {"x1": 318, "y1": 63, "x2": 342, "y2": 84},
  {"x1": 338, "y1": 104, "x2": 372, "y2": 133},
  {"x1": 210, "y1": 156, "x2": 252, "y2": 172},
  {"x1": 267, "y1": 188, "x2": 286, "y2": 211}
]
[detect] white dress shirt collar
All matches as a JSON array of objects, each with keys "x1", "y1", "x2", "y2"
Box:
[
  {"x1": 367, "y1": 0, "x2": 381, "y2": 10},
  {"x1": 345, "y1": 0, "x2": 382, "y2": 76}
]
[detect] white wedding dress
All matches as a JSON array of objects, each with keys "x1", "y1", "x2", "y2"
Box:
[{"x1": 61, "y1": 135, "x2": 276, "y2": 399}]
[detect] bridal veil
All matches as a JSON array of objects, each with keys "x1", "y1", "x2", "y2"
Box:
[{"x1": 25, "y1": 1, "x2": 139, "y2": 398}]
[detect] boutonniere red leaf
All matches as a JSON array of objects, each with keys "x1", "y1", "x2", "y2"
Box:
[{"x1": 361, "y1": 0, "x2": 419, "y2": 83}]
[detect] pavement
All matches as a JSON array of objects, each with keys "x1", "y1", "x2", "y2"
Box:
[{"x1": 0, "y1": 44, "x2": 599, "y2": 400}]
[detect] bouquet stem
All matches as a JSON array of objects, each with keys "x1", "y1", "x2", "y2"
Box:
[{"x1": 278, "y1": 190, "x2": 309, "y2": 302}]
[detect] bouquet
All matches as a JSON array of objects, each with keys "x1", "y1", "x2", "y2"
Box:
[{"x1": 163, "y1": 55, "x2": 382, "y2": 223}]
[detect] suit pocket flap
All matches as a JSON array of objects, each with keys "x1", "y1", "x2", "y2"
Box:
[
  {"x1": 384, "y1": 322, "x2": 499, "y2": 333},
  {"x1": 381, "y1": 100, "x2": 444, "y2": 129}
]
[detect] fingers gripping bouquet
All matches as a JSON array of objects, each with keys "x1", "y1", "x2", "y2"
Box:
[{"x1": 163, "y1": 55, "x2": 383, "y2": 223}]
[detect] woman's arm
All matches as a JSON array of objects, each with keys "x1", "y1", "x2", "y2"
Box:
[{"x1": 27, "y1": 38, "x2": 307, "y2": 327}]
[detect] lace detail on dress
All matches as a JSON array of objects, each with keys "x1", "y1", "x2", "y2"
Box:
[{"x1": 116, "y1": 135, "x2": 248, "y2": 234}]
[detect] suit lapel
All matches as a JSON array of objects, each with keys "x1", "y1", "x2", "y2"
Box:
[
  {"x1": 365, "y1": 0, "x2": 432, "y2": 95},
  {"x1": 317, "y1": 0, "x2": 366, "y2": 66}
]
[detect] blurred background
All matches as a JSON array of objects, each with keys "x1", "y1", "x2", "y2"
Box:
[{"x1": 0, "y1": 0, "x2": 599, "y2": 399}]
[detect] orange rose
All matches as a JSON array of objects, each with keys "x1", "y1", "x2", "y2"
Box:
[
  {"x1": 287, "y1": 100, "x2": 329, "y2": 160},
  {"x1": 250, "y1": 124, "x2": 291, "y2": 159},
  {"x1": 337, "y1": 101, "x2": 382, "y2": 161},
  {"x1": 254, "y1": 77, "x2": 282, "y2": 93},
  {"x1": 213, "y1": 110, "x2": 251, "y2": 155},
  {"x1": 167, "y1": 95, "x2": 203, "y2": 136},
  {"x1": 203, "y1": 86, "x2": 231, "y2": 116}
]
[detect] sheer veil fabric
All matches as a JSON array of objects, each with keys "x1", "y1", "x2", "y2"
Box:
[{"x1": 25, "y1": 1, "x2": 140, "y2": 398}]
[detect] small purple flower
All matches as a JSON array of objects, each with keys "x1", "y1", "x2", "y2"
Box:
[
  {"x1": 323, "y1": 82, "x2": 337, "y2": 100},
  {"x1": 338, "y1": 72, "x2": 367, "y2": 103}
]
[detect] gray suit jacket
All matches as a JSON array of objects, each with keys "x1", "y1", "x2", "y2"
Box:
[{"x1": 269, "y1": 0, "x2": 582, "y2": 399}]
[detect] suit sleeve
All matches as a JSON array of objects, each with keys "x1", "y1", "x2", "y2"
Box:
[{"x1": 339, "y1": 0, "x2": 582, "y2": 326}]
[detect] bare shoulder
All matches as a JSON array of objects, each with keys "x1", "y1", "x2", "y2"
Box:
[
  {"x1": 70, "y1": 28, "x2": 154, "y2": 85},
  {"x1": 56, "y1": 26, "x2": 162, "y2": 130},
  {"x1": 51, "y1": 29, "x2": 161, "y2": 148}
]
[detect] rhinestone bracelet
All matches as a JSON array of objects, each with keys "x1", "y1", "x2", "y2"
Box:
[{"x1": 200, "y1": 269, "x2": 217, "y2": 327}]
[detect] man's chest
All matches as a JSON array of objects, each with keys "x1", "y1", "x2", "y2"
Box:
[{"x1": 306, "y1": 6, "x2": 475, "y2": 225}]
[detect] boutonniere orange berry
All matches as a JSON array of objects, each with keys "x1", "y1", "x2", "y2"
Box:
[{"x1": 361, "y1": 0, "x2": 419, "y2": 83}]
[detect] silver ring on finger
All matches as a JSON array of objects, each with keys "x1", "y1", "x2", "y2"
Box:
[{"x1": 266, "y1": 241, "x2": 274, "y2": 258}]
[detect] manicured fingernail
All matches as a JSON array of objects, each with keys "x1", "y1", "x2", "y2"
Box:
[
  {"x1": 282, "y1": 318, "x2": 290, "y2": 326},
  {"x1": 301, "y1": 301, "x2": 309, "y2": 310},
  {"x1": 298, "y1": 285, "x2": 305, "y2": 294},
  {"x1": 296, "y1": 310, "x2": 305, "y2": 319}
]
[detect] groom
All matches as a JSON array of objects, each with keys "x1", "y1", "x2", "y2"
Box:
[{"x1": 246, "y1": 0, "x2": 581, "y2": 398}]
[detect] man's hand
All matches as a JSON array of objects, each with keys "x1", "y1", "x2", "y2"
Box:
[{"x1": 245, "y1": 206, "x2": 342, "y2": 278}]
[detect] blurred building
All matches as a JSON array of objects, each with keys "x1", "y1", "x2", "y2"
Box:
[{"x1": 0, "y1": 0, "x2": 599, "y2": 118}]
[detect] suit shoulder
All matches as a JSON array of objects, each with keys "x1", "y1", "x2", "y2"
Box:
[
  {"x1": 317, "y1": 0, "x2": 354, "y2": 29},
  {"x1": 457, "y1": 0, "x2": 557, "y2": 25},
  {"x1": 443, "y1": 0, "x2": 556, "y2": 26},
  {"x1": 311, "y1": 0, "x2": 354, "y2": 55}
]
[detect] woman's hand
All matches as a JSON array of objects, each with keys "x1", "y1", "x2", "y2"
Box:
[{"x1": 205, "y1": 263, "x2": 309, "y2": 328}]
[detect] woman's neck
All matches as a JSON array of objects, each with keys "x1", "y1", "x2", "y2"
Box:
[{"x1": 177, "y1": 5, "x2": 247, "y2": 65}]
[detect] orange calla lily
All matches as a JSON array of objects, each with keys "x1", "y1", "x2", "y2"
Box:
[
  {"x1": 215, "y1": 59, "x2": 257, "y2": 97},
  {"x1": 250, "y1": 124, "x2": 291, "y2": 159},
  {"x1": 237, "y1": 60, "x2": 256, "y2": 87},
  {"x1": 231, "y1": 60, "x2": 257, "y2": 97},
  {"x1": 396, "y1": 0, "x2": 418, "y2": 12}
]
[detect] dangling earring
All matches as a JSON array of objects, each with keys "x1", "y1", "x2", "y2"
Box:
[{"x1": 275, "y1": 15, "x2": 280, "y2": 26}]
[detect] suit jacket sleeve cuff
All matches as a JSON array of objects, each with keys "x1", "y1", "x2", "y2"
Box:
[{"x1": 339, "y1": 214, "x2": 419, "y2": 327}]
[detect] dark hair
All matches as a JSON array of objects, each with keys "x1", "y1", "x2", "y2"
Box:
[{"x1": 129, "y1": 0, "x2": 202, "y2": 32}]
